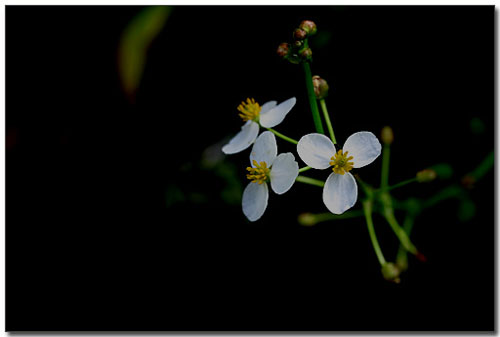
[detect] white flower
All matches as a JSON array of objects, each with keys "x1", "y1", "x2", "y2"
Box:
[
  {"x1": 242, "y1": 131, "x2": 299, "y2": 221},
  {"x1": 222, "y1": 97, "x2": 296, "y2": 155},
  {"x1": 297, "y1": 132, "x2": 381, "y2": 214}
]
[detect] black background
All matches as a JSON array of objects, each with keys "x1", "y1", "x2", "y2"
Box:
[{"x1": 6, "y1": 6, "x2": 494, "y2": 331}]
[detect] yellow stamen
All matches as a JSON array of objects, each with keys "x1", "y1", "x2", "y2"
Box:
[
  {"x1": 246, "y1": 160, "x2": 270, "y2": 184},
  {"x1": 329, "y1": 149, "x2": 354, "y2": 175},
  {"x1": 237, "y1": 98, "x2": 261, "y2": 122}
]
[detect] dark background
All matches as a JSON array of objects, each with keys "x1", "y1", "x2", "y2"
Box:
[{"x1": 6, "y1": 6, "x2": 494, "y2": 331}]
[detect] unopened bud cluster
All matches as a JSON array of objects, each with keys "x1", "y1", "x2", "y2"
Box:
[{"x1": 277, "y1": 20, "x2": 317, "y2": 64}]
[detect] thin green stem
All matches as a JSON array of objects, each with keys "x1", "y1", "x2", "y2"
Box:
[
  {"x1": 311, "y1": 210, "x2": 365, "y2": 223},
  {"x1": 363, "y1": 200, "x2": 386, "y2": 266},
  {"x1": 380, "y1": 145, "x2": 390, "y2": 189},
  {"x1": 381, "y1": 196, "x2": 417, "y2": 255},
  {"x1": 319, "y1": 99, "x2": 337, "y2": 144},
  {"x1": 396, "y1": 213, "x2": 416, "y2": 271},
  {"x1": 298, "y1": 166, "x2": 312, "y2": 173},
  {"x1": 265, "y1": 127, "x2": 298, "y2": 145},
  {"x1": 354, "y1": 174, "x2": 374, "y2": 197},
  {"x1": 296, "y1": 175, "x2": 325, "y2": 187},
  {"x1": 422, "y1": 185, "x2": 463, "y2": 209},
  {"x1": 469, "y1": 150, "x2": 494, "y2": 180},
  {"x1": 377, "y1": 177, "x2": 418, "y2": 193},
  {"x1": 302, "y1": 61, "x2": 325, "y2": 134}
]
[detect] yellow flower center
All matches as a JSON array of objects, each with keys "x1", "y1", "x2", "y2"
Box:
[
  {"x1": 238, "y1": 98, "x2": 261, "y2": 122},
  {"x1": 329, "y1": 149, "x2": 354, "y2": 175},
  {"x1": 246, "y1": 160, "x2": 270, "y2": 184}
]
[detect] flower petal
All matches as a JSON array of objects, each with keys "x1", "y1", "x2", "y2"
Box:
[
  {"x1": 260, "y1": 100, "x2": 277, "y2": 115},
  {"x1": 222, "y1": 121, "x2": 259, "y2": 155},
  {"x1": 297, "y1": 133, "x2": 336, "y2": 169},
  {"x1": 342, "y1": 131, "x2": 382, "y2": 168},
  {"x1": 322, "y1": 172, "x2": 358, "y2": 214},
  {"x1": 259, "y1": 97, "x2": 296, "y2": 128},
  {"x1": 270, "y1": 153, "x2": 299, "y2": 195},
  {"x1": 242, "y1": 182, "x2": 269, "y2": 222},
  {"x1": 250, "y1": 131, "x2": 278, "y2": 167}
]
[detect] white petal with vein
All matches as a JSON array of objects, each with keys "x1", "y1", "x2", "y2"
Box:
[
  {"x1": 222, "y1": 121, "x2": 259, "y2": 155},
  {"x1": 322, "y1": 172, "x2": 358, "y2": 214},
  {"x1": 242, "y1": 182, "x2": 269, "y2": 222},
  {"x1": 260, "y1": 101, "x2": 277, "y2": 115},
  {"x1": 342, "y1": 132, "x2": 381, "y2": 168},
  {"x1": 297, "y1": 133, "x2": 336, "y2": 169},
  {"x1": 260, "y1": 97, "x2": 296, "y2": 128},
  {"x1": 250, "y1": 131, "x2": 278, "y2": 167},
  {"x1": 270, "y1": 153, "x2": 299, "y2": 195}
]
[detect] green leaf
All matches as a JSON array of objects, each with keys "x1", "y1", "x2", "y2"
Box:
[
  {"x1": 118, "y1": 6, "x2": 171, "y2": 100},
  {"x1": 429, "y1": 163, "x2": 454, "y2": 180},
  {"x1": 457, "y1": 198, "x2": 476, "y2": 222}
]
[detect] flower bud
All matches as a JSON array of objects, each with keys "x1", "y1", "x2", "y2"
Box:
[
  {"x1": 381, "y1": 262, "x2": 401, "y2": 283},
  {"x1": 299, "y1": 47, "x2": 312, "y2": 60},
  {"x1": 298, "y1": 213, "x2": 317, "y2": 226},
  {"x1": 381, "y1": 126, "x2": 394, "y2": 145},
  {"x1": 312, "y1": 75, "x2": 329, "y2": 99},
  {"x1": 293, "y1": 40, "x2": 303, "y2": 48},
  {"x1": 276, "y1": 42, "x2": 291, "y2": 59},
  {"x1": 293, "y1": 28, "x2": 307, "y2": 40},
  {"x1": 299, "y1": 20, "x2": 317, "y2": 35},
  {"x1": 416, "y1": 169, "x2": 437, "y2": 183}
]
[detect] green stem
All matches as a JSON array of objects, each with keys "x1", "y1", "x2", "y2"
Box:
[
  {"x1": 296, "y1": 175, "x2": 325, "y2": 187},
  {"x1": 380, "y1": 144, "x2": 390, "y2": 189},
  {"x1": 298, "y1": 166, "x2": 312, "y2": 173},
  {"x1": 395, "y1": 213, "x2": 416, "y2": 272},
  {"x1": 354, "y1": 174, "x2": 373, "y2": 197},
  {"x1": 265, "y1": 127, "x2": 298, "y2": 145},
  {"x1": 302, "y1": 61, "x2": 325, "y2": 134},
  {"x1": 305, "y1": 210, "x2": 365, "y2": 225},
  {"x1": 422, "y1": 185, "x2": 463, "y2": 209},
  {"x1": 381, "y1": 196, "x2": 417, "y2": 255},
  {"x1": 469, "y1": 150, "x2": 494, "y2": 180},
  {"x1": 319, "y1": 99, "x2": 337, "y2": 144},
  {"x1": 377, "y1": 177, "x2": 418, "y2": 193},
  {"x1": 363, "y1": 200, "x2": 386, "y2": 266}
]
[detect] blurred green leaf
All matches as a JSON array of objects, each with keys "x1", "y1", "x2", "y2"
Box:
[
  {"x1": 470, "y1": 117, "x2": 485, "y2": 135},
  {"x1": 429, "y1": 163, "x2": 454, "y2": 180},
  {"x1": 470, "y1": 151, "x2": 494, "y2": 181},
  {"x1": 118, "y1": 6, "x2": 171, "y2": 100},
  {"x1": 457, "y1": 198, "x2": 476, "y2": 222},
  {"x1": 214, "y1": 161, "x2": 243, "y2": 205},
  {"x1": 165, "y1": 184, "x2": 185, "y2": 208}
]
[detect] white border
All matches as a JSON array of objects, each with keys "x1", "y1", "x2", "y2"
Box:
[
  {"x1": 1, "y1": 0, "x2": 498, "y2": 4},
  {"x1": 0, "y1": 2, "x2": 497, "y2": 337}
]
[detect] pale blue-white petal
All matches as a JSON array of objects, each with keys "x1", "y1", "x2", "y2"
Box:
[
  {"x1": 260, "y1": 101, "x2": 277, "y2": 115},
  {"x1": 322, "y1": 172, "x2": 358, "y2": 214},
  {"x1": 297, "y1": 133, "x2": 336, "y2": 169},
  {"x1": 259, "y1": 97, "x2": 296, "y2": 128},
  {"x1": 250, "y1": 131, "x2": 278, "y2": 167},
  {"x1": 270, "y1": 153, "x2": 299, "y2": 195},
  {"x1": 222, "y1": 121, "x2": 259, "y2": 155},
  {"x1": 342, "y1": 131, "x2": 381, "y2": 168},
  {"x1": 242, "y1": 181, "x2": 269, "y2": 222}
]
